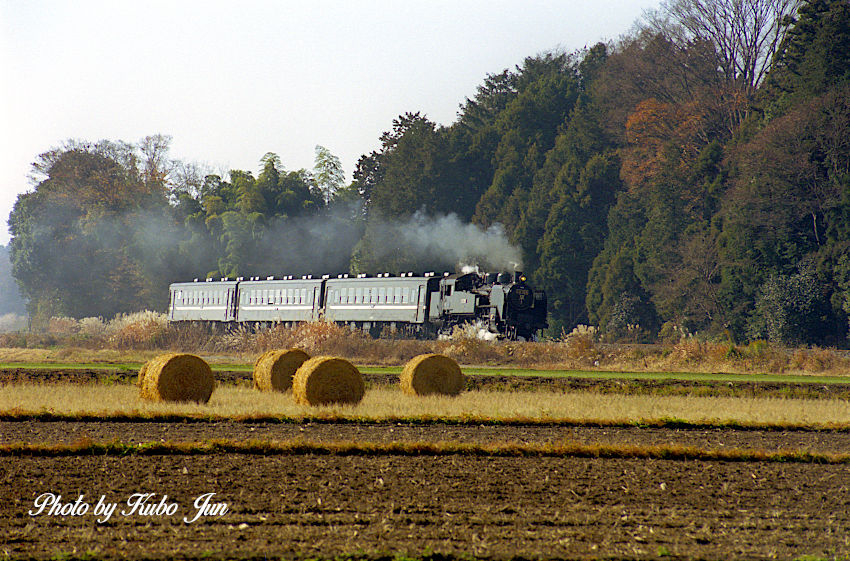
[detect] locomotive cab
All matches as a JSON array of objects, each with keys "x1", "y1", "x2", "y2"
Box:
[{"x1": 436, "y1": 272, "x2": 485, "y2": 317}]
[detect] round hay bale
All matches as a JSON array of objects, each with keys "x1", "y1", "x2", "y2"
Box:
[
  {"x1": 400, "y1": 353, "x2": 465, "y2": 396},
  {"x1": 137, "y1": 360, "x2": 150, "y2": 387},
  {"x1": 292, "y1": 356, "x2": 365, "y2": 406},
  {"x1": 139, "y1": 353, "x2": 215, "y2": 404},
  {"x1": 253, "y1": 348, "x2": 310, "y2": 392}
]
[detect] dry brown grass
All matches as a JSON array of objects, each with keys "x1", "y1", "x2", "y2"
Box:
[
  {"x1": 3, "y1": 316, "x2": 850, "y2": 376},
  {"x1": 3, "y1": 382, "x2": 850, "y2": 426}
]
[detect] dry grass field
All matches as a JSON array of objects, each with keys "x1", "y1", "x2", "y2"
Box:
[
  {"x1": 3, "y1": 382, "x2": 850, "y2": 427},
  {"x1": 3, "y1": 316, "x2": 850, "y2": 376}
]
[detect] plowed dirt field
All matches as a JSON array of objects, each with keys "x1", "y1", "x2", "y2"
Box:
[{"x1": 2, "y1": 368, "x2": 850, "y2": 560}]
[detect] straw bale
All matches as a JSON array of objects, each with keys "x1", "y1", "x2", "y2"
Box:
[
  {"x1": 139, "y1": 353, "x2": 215, "y2": 403},
  {"x1": 400, "y1": 353, "x2": 465, "y2": 396},
  {"x1": 292, "y1": 356, "x2": 365, "y2": 406},
  {"x1": 253, "y1": 348, "x2": 310, "y2": 392},
  {"x1": 137, "y1": 360, "x2": 150, "y2": 387}
]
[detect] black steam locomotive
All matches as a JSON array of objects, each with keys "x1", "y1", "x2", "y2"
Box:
[{"x1": 169, "y1": 270, "x2": 547, "y2": 340}]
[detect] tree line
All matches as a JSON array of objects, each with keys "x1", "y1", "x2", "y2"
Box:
[{"x1": 7, "y1": 0, "x2": 850, "y2": 345}]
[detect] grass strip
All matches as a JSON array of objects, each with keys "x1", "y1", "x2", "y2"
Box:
[
  {"x1": 1, "y1": 438, "x2": 848, "y2": 464},
  {"x1": 3, "y1": 410, "x2": 850, "y2": 432},
  {"x1": 6, "y1": 362, "x2": 850, "y2": 385}
]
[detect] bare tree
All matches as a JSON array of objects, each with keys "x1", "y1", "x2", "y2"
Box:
[
  {"x1": 172, "y1": 160, "x2": 211, "y2": 199},
  {"x1": 139, "y1": 134, "x2": 174, "y2": 188},
  {"x1": 648, "y1": 0, "x2": 801, "y2": 97}
]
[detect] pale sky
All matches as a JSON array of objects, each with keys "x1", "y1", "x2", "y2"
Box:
[{"x1": 0, "y1": 0, "x2": 658, "y2": 245}]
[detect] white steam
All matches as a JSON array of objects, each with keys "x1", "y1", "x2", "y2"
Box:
[{"x1": 369, "y1": 211, "x2": 523, "y2": 272}]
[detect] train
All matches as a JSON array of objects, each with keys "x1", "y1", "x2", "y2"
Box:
[{"x1": 168, "y1": 270, "x2": 548, "y2": 340}]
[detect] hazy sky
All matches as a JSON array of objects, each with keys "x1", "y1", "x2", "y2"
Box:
[{"x1": 0, "y1": 0, "x2": 658, "y2": 245}]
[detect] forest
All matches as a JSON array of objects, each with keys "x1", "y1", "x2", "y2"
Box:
[{"x1": 5, "y1": 0, "x2": 850, "y2": 345}]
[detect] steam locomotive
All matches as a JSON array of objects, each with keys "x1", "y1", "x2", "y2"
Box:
[{"x1": 168, "y1": 270, "x2": 547, "y2": 340}]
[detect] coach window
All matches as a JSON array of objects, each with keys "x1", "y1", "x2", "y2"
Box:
[{"x1": 395, "y1": 287, "x2": 402, "y2": 303}]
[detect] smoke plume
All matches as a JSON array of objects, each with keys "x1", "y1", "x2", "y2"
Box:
[{"x1": 363, "y1": 211, "x2": 523, "y2": 274}]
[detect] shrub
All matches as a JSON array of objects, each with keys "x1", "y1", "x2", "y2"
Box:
[{"x1": 107, "y1": 311, "x2": 169, "y2": 349}]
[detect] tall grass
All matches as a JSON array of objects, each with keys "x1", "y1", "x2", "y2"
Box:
[
  {"x1": 3, "y1": 383, "x2": 850, "y2": 426},
  {"x1": 1, "y1": 314, "x2": 850, "y2": 375}
]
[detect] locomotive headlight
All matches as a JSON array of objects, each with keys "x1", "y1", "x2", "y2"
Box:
[{"x1": 519, "y1": 275, "x2": 526, "y2": 282}]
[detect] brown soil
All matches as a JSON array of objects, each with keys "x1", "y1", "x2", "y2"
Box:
[
  {"x1": 3, "y1": 419, "x2": 850, "y2": 455},
  {"x1": 3, "y1": 369, "x2": 850, "y2": 560},
  {"x1": 2, "y1": 451, "x2": 849, "y2": 560}
]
